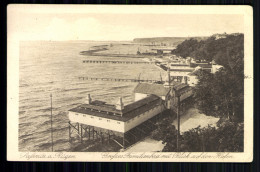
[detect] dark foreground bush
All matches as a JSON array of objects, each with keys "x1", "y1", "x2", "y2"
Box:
[{"x1": 152, "y1": 118, "x2": 244, "y2": 152}]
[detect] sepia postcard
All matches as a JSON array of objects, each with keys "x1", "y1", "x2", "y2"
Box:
[{"x1": 7, "y1": 5, "x2": 253, "y2": 162}]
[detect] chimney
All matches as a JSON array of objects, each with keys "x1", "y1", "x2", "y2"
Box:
[
  {"x1": 181, "y1": 76, "x2": 186, "y2": 84},
  {"x1": 167, "y1": 63, "x2": 171, "y2": 85},
  {"x1": 164, "y1": 65, "x2": 171, "y2": 88},
  {"x1": 85, "y1": 94, "x2": 92, "y2": 104},
  {"x1": 116, "y1": 97, "x2": 124, "y2": 110}
]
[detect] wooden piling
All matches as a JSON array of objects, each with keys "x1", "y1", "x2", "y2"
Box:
[
  {"x1": 177, "y1": 96, "x2": 181, "y2": 152},
  {"x1": 92, "y1": 127, "x2": 95, "y2": 139},
  {"x1": 88, "y1": 127, "x2": 90, "y2": 139},
  {"x1": 108, "y1": 132, "x2": 110, "y2": 144},
  {"x1": 68, "y1": 122, "x2": 71, "y2": 142},
  {"x1": 123, "y1": 134, "x2": 125, "y2": 149},
  {"x1": 77, "y1": 123, "x2": 80, "y2": 135},
  {"x1": 101, "y1": 132, "x2": 103, "y2": 144},
  {"x1": 80, "y1": 124, "x2": 83, "y2": 143}
]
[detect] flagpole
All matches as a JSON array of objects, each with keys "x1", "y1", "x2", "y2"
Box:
[{"x1": 50, "y1": 93, "x2": 53, "y2": 152}]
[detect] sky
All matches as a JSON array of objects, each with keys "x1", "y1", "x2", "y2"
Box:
[{"x1": 8, "y1": 8, "x2": 244, "y2": 41}]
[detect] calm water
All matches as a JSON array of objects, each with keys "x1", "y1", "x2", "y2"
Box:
[{"x1": 19, "y1": 41, "x2": 164, "y2": 152}]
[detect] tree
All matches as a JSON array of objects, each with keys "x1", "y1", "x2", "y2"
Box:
[
  {"x1": 172, "y1": 39, "x2": 199, "y2": 58},
  {"x1": 172, "y1": 34, "x2": 244, "y2": 65},
  {"x1": 193, "y1": 68, "x2": 244, "y2": 122},
  {"x1": 184, "y1": 34, "x2": 245, "y2": 122},
  {"x1": 152, "y1": 118, "x2": 244, "y2": 152},
  {"x1": 151, "y1": 117, "x2": 178, "y2": 151}
]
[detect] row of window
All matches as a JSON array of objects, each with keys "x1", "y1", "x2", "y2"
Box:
[
  {"x1": 125, "y1": 105, "x2": 160, "y2": 123},
  {"x1": 75, "y1": 105, "x2": 161, "y2": 125},
  {"x1": 79, "y1": 107, "x2": 121, "y2": 116},
  {"x1": 74, "y1": 113, "x2": 121, "y2": 124}
]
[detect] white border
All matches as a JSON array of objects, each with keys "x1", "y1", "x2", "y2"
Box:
[{"x1": 7, "y1": 5, "x2": 253, "y2": 162}]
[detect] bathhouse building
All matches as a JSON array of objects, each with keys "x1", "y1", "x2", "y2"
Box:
[{"x1": 68, "y1": 71, "x2": 193, "y2": 149}]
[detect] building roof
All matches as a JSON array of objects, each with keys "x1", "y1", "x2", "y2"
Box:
[
  {"x1": 188, "y1": 68, "x2": 212, "y2": 76},
  {"x1": 69, "y1": 95, "x2": 162, "y2": 122},
  {"x1": 188, "y1": 69, "x2": 202, "y2": 76},
  {"x1": 190, "y1": 63, "x2": 212, "y2": 68},
  {"x1": 170, "y1": 64, "x2": 189, "y2": 66},
  {"x1": 134, "y1": 83, "x2": 171, "y2": 97},
  {"x1": 170, "y1": 81, "x2": 189, "y2": 91},
  {"x1": 170, "y1": 69, "x2": 194, "y2": 72}
]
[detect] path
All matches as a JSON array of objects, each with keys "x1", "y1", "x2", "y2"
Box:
[{"x1": 125, "y1": 108, "x2": 219, "y2": 152}]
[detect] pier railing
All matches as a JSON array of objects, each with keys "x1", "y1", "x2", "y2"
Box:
[
  {"x1": 78, "y1": 77, "x2": 162, "y2": 83},
  {"x1": 78, "y1": 76, "x2": 188, "y2": 83},
  {"x1": 83, "y1": 60, "x2": 155, "y2": 64}
]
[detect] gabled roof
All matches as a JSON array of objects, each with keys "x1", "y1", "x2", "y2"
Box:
[
  {"x1": 134, "y1": 83, "x2": 171, "y2": 97},
  {"x1": 68, "y1": 95, "x2": 161, "y2": 122}
]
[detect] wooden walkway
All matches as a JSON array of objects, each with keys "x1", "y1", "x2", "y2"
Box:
[
  {"x1": 83, "y1": 60, "x2": 155, "y2": 64},
  {"x1": 78, "y1": 77, "x2": 161, "y2": 83}
]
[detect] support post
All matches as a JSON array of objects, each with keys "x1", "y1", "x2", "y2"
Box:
[
  {"x1": 88, "y1": 126, "x2": 90, "y2": 140},
  {"x1": 101, "y1": 132, "x2": 103, "y2": 144},
  {"x1": 68, "y1": 122, "x2": 71, "y2": 143},
  {"x1": 123, "y1": 134, "x2": 125, "y2": 149},
  {"x1": 176, "y1": 95, "x2": 181, "y2": 152},
  {"x1": 50, "y1": 94, "x2": 54, "y2": 152},
  {"x1": 92, "y1": 127, "x2": 95, "y2": 139},
  {"x1": 77, "y1": 123, "x2": 80, "y2": 135},
  {"x1": 80, "y1": 124, "x2": 83, "y2": 143},
  {"x1": 108, "y1": 132, "x2": 110, "y2": 144}
]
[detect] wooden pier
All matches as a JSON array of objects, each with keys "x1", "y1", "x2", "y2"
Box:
[
  {"x1": 78, "y1": 77, "x2": 161, "y2": 83},
  {"x1": 83, "y1": 60, "x2": 155, "y2": 64},
  {"x1": 78, "y1": 76, "x2": 187, "y2": 83}
]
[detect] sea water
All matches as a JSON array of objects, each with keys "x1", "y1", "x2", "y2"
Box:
[{"x1": 19, "y1": 41, "x2": 163, "y2": 152}]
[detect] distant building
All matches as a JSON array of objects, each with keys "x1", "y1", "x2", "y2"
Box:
[
  {"x1": 211, "y1": 60, "x2": 223, "y2": 73},
  {"x1": 230, "y1": 33, "x2": 241, "y2": 36},
  {"x1": 187, "y1": 61, "x2": 224, "y2": 87},
  {"x1": 212, "y1": 32, "x2": 227, "y2": 40},
  {"x1": 134, "y1": 83, "x2": 170, "y2": 102},
  {"x1": 187, "y1": 69, "x2": 201, "y2": 87}
]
